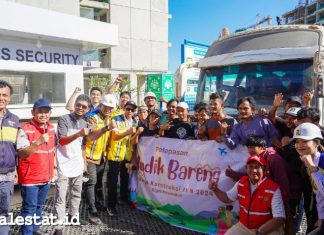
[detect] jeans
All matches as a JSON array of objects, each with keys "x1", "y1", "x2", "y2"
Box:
[
  {"x1": 86, "y1": 162, "x2": 104, "y2": 212},
  {"x1": 107, "y1": 160, "x2": 129, "y2": 208},
  {"x1": 0, "y1": 181, "x2": 14, "y2": 235},
  {"x1": 20, "y1": 183, "x2": 51, "y2": 235}
]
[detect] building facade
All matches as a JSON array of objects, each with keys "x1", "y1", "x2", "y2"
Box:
[
  {"x1": 0, "y1": 0, "x2": 118, "y2": 119},
  {"x1": 282, "y1": 0, "x2": 324, "y2": 25},
  {"x1": 80, "y1": 0, "x2": 170, "y2": 105}
]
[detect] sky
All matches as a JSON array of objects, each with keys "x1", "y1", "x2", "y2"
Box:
[{"x1": 168, "y1": 0, "x2": 299, "y2": 73}]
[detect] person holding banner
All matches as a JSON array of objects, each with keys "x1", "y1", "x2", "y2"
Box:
[
  {"x1": 160, "y1": 102, "x2": 194, "y2": 139},
  {"x1": 209, "y1": 155, "x2": 285, "y2": 235}
]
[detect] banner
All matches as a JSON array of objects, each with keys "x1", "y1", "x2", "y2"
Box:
[{"x1": 136, "y1": 137, "x2": 249, "y2": 234}]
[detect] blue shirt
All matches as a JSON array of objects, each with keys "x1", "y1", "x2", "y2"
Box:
[{"x1": 223, "y1": 115, "x2": 278, "y2": 149}]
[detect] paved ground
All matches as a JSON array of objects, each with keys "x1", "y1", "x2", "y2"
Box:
[
  {"x1": 9, "y1": 186, "x2": 204, "y2": 235},
  {"x1": 9, "y1": 186, "x2": 308, "y2": 235}
]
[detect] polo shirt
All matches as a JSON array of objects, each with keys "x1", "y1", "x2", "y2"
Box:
[{"x1": 56, "y1": 113, "x2": 87, "y2": 177}]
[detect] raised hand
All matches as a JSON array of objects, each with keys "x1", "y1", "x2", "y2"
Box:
[{"x1": 273, "y1": 93, "x2": 284, "y2": 107}]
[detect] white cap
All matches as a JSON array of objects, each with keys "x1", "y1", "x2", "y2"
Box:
[
  {"x1": 177, "y1": 102, "x2": 189, "y2": 110},
  {"x1": 101, "y1": 94, "x2": 116, "y2": 108},
  {"x1": 293, "y1": 123, "x2": 323, "y2": 140},
  {"x1": 144, "y1": 92, "x2": 156, "y2": 100},
  {"x1": 285, "y1": 107, "x2": 301, "y2": 117}
]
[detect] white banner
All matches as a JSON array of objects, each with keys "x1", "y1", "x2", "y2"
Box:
[{"x1": 137, "y1": 137, "x2": 249, "y2": 234}]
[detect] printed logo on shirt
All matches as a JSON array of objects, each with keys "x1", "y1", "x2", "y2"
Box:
[{"x1": 176, "y1": 127, "x2": 187, "y2": 139}]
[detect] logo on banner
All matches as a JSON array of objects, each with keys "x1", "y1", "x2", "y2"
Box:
[{"x1": 218, "y1": 147, "x2": 227, "y2": 156}]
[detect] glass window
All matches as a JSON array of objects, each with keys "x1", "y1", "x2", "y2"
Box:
[
  {"x1": 198, "y1": 60, "x2": 314, "y2": 111},
  {"x1": 0, "y1": 71, "x2": 65, "y2": 104}
]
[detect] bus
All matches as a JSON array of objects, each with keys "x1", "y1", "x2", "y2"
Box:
[{"x1": 196, "y1": 25, "x2": 324, "y2": 124}]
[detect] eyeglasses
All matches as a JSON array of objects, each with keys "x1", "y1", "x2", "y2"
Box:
[
  {"x1": 125, "y1": 108, "x2": 135, "y2": 112},
  {"x1": 75, "y1": 103, "x2": 88, "y2": 109}
]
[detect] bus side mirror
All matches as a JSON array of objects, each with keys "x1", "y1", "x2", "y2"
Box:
[
  {"x1": 317, "y1": 73, "x2": 324, "y2": 98},
  {"x1": 314, "y1": 51, "x2": 324, "y2": 97}
]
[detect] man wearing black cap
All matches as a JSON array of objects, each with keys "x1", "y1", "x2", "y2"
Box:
[
  {"x1": 131, "y1": 109, "x2": 161, "y2": 143},
  {"x1": 106, "y1": 100, "x2": 137, "y2": 216},
  {"x1": 17, "y1": 99, "x2": 56, "y2": 235}
]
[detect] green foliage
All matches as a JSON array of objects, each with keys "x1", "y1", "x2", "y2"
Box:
[
  {"x1": 88, "y1": 75, "x2": 112, "y2": 91},
  {"x1": 88, "y1": 75, "x2": 140, "y2": 95}
]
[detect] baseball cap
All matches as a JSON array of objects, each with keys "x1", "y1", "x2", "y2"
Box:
[
  {"x1": 149, "y1": 109, "x2": 162, "y2": 117},
  {"x1": 246, "y1": 155, "x2": 266, "y2": 166},
  {"x1": 138, "y1": 105, "x2": 148, "y2": 111},
  {"x1": 293, "y1": 123, "x2": 323, "y2": 140},
  {"x1": 285, "y1": 96, "x2": 302, "y2": 106},
  {"x1": 101, "y1": 94, "x2": 117, "y2": 108},
  {"x1": 33, "y1": 99, "x2": 52, "y2": 109},
  {"x1": 285, "y1": 107, "x2": 301, "y2": 117},
  {"x1": 144, "y1": 92, "x2": 157, "y2": 100},
  {"x1": 125, "y1": 100, "x2": 137, "y2": 109},
  {"x1": 177, "y1": 102, "x2": 189, "y2": 110}
]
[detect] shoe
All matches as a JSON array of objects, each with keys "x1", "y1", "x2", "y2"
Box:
[
  {"x1": 89, "y1": 214, "x2": 102, "y2": 225},
  {"x1": 107, "y1": 207, "x2": 117, "y2": 217},
  {"x1": 54, "y1": 229, "x2": 63, "y2": 235}
]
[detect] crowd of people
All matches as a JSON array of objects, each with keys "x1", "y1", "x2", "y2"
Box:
[{"x1": 0, "y1": 76, "x2": 323, "y2": 235}]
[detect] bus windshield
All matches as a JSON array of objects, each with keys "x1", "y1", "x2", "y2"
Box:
[{"x1": 197, "y1": 59, "x2": 314, "y2": 112}]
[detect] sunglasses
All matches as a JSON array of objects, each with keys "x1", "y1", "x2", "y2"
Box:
[
  {"x1": 75, "y1": 103, "x2": 88, "y2": 109},
  {"x1": 125, "y1": 108, "x2": 135, "y2": 112}
]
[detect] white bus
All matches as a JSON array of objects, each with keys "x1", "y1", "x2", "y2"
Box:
[{"x1": 196, "y1": 25, "x2": 324, "y2": 124}]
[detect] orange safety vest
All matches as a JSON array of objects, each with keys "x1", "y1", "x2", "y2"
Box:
[
  {"x1": 18, "y1": 120, "x2": 56, "y2": 184},
  {"x1": 237, "y1": 176, "x2": 279, "y2": 229}
]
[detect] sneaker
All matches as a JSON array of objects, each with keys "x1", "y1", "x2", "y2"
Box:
[
  {"x1": 89, "y1": 214, "x2": 102, "y2": 225},
  {"x1": 54, "y1": 229, "x2": 63, "y2": 235},
  {"x1": 107, "y1": 207, "x2": 117, "y2": 217}
]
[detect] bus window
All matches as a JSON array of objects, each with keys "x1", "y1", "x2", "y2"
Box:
[{"x1": 197, "y1": 59, "x2": 313, "y2": 112}]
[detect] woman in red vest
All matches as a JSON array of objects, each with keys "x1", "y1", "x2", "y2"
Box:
[{"x1": 209, "y1": 155, "x2": 285, "y2": 235}]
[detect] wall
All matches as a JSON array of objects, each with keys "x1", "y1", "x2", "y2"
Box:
[{"x1": 109, "y1": 0, "x2": 169, "y2": 72}]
